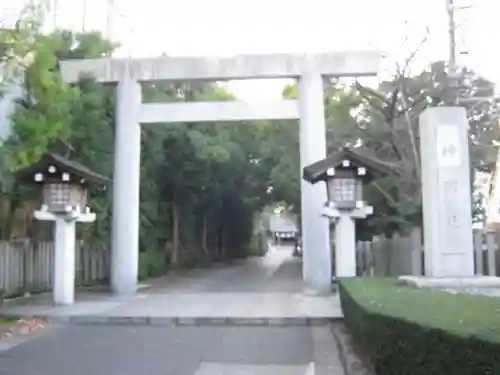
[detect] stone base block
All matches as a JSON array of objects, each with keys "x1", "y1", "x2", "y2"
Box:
[{"x1": 398, "y1": 275, "x2": 500, "y2": 289}]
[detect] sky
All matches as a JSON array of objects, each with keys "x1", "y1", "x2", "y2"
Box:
[{"x1": 2, "y1": 0, "x2": 500, "y2": 100}]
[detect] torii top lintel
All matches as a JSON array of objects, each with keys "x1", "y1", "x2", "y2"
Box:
[{"x1": 59, "y1": 51, "x2": 383, "y2": 83}]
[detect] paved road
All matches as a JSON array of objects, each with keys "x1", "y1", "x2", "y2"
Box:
[
  {"x1": 147, "y1": 247, "x2": 304, "y2": 294},
  {"x1": 0, "y1": 324, "x2": 343, "y2": 375},
  {"x1": 0, "y1": 247, "x2": 342, "y2": 321},
  {"x1": 0, "y1": 250, "x2": 345, "y2": 374}
]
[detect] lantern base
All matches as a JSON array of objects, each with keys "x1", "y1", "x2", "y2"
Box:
[
  {"x1": 34, "y1": 208, "x2": 96, "y2": 223},
  {"x1": 321, "y1": 204, "x2": 373, "y2": 219}
]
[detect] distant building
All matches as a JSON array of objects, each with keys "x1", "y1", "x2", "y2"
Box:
[{"x1": 267, "y1": 215, "x2": 299, "y2": 244}]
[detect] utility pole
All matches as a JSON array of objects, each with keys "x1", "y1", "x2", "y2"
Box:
[
  {"x1": 446, "y1": 0, "x2": 476, "y2": 104},
  {"x1": 52, "y1": 0, "x2": 58, "y2": 30},
  {"x1": 106, "y1": 0, "x2": 115, "y2": 41},
  {"x1": 445, "y1": 0, "x2": 464, "y2": 105},
  {"x1": 446, "y1": 0, "x2": 457, "y2": 79},
  {"x1": 82, "y1": 0, "x2": 87, "y2": 32},
  {"x1": 448, "y1": 1, "x2": 500, "y2": 230}
]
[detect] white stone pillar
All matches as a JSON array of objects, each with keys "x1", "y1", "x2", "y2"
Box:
[
  {"x1": 299, "y1": 69, "x2": 331, "y2": 294},
  {"x1": 53, "y1": 217, "x2": 76, "y2": 305},
  {"x1": 335, "y1": 213, "x2": 356, "y2": 278},
  {"x1": 420, "y1": 107, "x2": 474, "y2": 277},
  {"x1": 111, "y1": 76, "x2": 142, "y2": 295}
]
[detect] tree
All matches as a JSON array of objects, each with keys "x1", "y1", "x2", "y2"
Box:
[
  {"x1": 1, "y1": 21, "x2": 278, "y2": 268},
  {"x1": 0, "y1": 2, "x2": 59, "y2": 238},
  {"x1": 0, "y1": 29, "x2": 118, "y2": 240},
  {"x1": 2, "y1": 26, "x2": 350, "y2": 277},
  {"x1": 256, "y1": 81, "x2": 363, "y2": 218},
  {"x1": 5, "y1": 32, "x2": 78, "y2": 170},
  {"x1": 0, "y1": 2, "x2": 48, "y2": 92},
  {"x1": 345, "y1": 60, "x2": 499, "y2": 237},
  {"x1": 255, "y1": 49, "x2": 500, "y2": 238}
]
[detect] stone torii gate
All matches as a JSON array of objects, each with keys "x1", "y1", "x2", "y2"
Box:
[{"x1": 59, "y1": 52, "x2": 382, "y2": 296}]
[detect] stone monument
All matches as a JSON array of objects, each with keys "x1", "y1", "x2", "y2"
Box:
[
  {"x1": 420, "y1": 106, "x2": 474, "y2": 277},
  {"x1": 400, "y1": 106, "x2": 500, "y2": 292}
]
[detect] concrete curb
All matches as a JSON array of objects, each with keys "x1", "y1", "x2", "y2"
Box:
[
  {"x1": 0, "y1": 314, "x2": 342, "y2": 327},
  {"x1": 330, "y1": 322, "x2": 375, "y2": 375}
]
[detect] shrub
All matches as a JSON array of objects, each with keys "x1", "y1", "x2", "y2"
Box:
[
  {"x1": 339, "y1": 278, "x2": 500, "y2": 375},
  {"x1": 138, "y1": 251, "x2": 168, "y2": 280}
]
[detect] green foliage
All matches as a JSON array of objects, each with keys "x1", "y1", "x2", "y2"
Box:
[
  {"x1": 3, "y1": 28, "x2": 117, "y2": 173},
  {"x1": 339, "y1": 278, "x2": 500, "y2": 375},
  {"x1": 257, "y1": 119, "x2": 300, "y2": 210},
  {"x1": 0, "y1": 1, "x2": 48, "y2": 91},
  {"x1": 333, "y1": 61, "x2": 500, "y2": 237},
  {"x1": 139, "y1": 250, "x2": 168, "y2": 280},
  {"x1": 1, "y1": 26, "x2": 276, "y2": 271},
  {"x1": 5, "y1": 32, "x2": 78, "y2": 169},
  {"x1": 138, "y1": 81, "x2": 266, "y2": 264},
  {"x1": 2, "y1": 10, "x2": 498, "y2": 249},
  {"x1": 256, "y1": 81, "x2": 362, "y2": 215},
  {"x1": 0, "y1": 30, "x2": 116, "y2": 241},
  {"x1": 0, "y1": 2, "x2": 50, "y2": 189}
]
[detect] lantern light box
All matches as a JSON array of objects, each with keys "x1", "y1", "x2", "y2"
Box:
[
  {"x1": 17, "y1": 153, "x2": 108, "y2": 215},
  {"x1": 302, "y1": 147, "x2": 394, "y2": 210}
]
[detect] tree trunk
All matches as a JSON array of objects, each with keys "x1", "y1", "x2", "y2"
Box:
[
  {"x1": 202, "y1": 213, "x2": 210, "y2": 259},
  {"x1": 220, "y1": 224, "x2": 226, "y2": 260},
  {"x1": 0, "y1": 194, "x2": 11, "y2": 239},
  {"x1": 171, "y1": 197, "x2": 180, "y2": 268}
]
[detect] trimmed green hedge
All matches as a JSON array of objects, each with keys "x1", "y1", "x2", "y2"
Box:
[{"x1": 339, "y1": 278, "x2": 500, "y2": 375}]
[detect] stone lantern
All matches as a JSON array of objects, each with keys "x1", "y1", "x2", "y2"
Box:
[
  {"x1": 303, "y1": 147, "x2": 393, "y2": 278},
  {"x1": 16, "y1": 153, "x2": 109, "y2": 305}
]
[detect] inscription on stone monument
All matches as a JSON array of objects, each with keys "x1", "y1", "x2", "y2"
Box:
[
  {"x1": 443, "y1": 179, "x2": 460, "y2": 224},
  {"x1": 442, "y1": 177, "x2": 463, "y2": 253},
  {"x1": 437, "y1": 125, "x2": 461, "y2": 167}
]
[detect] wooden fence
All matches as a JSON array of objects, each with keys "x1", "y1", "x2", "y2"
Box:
[
  {"x1": 356, "y1": 228, "x2": 500, "y2": 277},
  {"x1": 0, "y1": 240, "x2": 109, "y2": 298}
]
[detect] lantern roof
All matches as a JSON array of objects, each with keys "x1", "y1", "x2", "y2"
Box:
[
  {"x1": 16, "y1": 153, "x2": 109, "y2": 186},
  {"x1": 302, "y1": 147, "x2": 395, "y2": 184}
]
